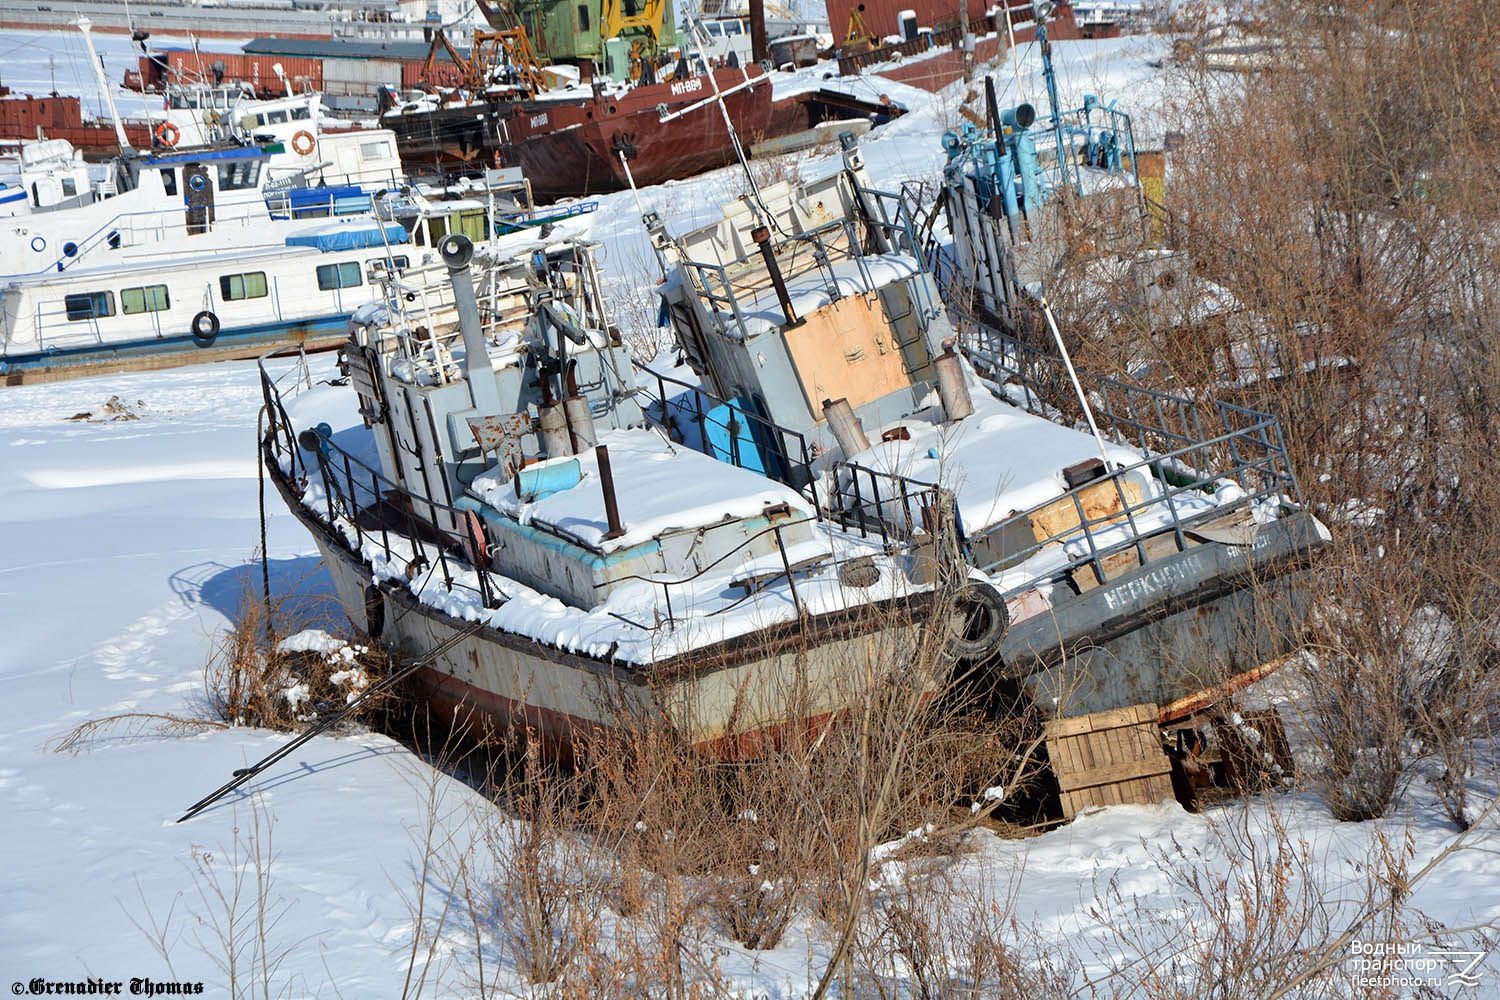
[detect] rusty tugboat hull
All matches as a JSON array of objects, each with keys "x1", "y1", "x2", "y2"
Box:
[
  {"x1": 385, "y1": 67, "x2": 774, "y2": 200},
  {"x1": 258, "y1": 234, "x2": 951, "y2": 761}
]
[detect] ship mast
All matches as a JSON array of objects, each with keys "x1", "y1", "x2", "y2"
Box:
[{"x1": 77, "y1": 16, "x2": 135, "y2": 154}]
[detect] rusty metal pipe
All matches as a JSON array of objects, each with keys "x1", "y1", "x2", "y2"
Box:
[
  {"x1": 752, "y1": 224, "x2": 799, "y2": 327},
  {"x1": 934, "y1": 348, "x2": 975, "y2": 422},
  {"x1": 538, "y1": 400, "x2": 571, "y2": 457},
  {"x1": 596, "y1": 445, "x2": 626, "y2": 540},
  {"x1": 822, "y1": 397, "x2": 870, "y2": 458}
]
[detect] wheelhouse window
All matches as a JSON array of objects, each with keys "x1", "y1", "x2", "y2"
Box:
[
  {"x1": 64, "y1": 291, "x2": 115, "y2": 322},
  {"x1": 577, "y1": 3, "x2": 589, "y2": 31},
  {"x1": 291, "y1": 105, "x2": 312, "y2": 121},
  {"x1": 121, "y1": 284, "x2": 170, "y2": 314},
  {"x1": 360, "y1": 139, "x2": 394, "y2": 160},
  {"x1": 316, "y1": 261, "x2": 362, "y2": 290},
  {"x1": 216, "y1": 159, "x2": 263, "y2": 191},
  {"x1": 219, "y1": 271, "x2": 269, "y2": 300}
]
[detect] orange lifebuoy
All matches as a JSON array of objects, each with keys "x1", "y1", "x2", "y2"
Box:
[
  {"x1": 155, "y1": 121, "x2": 180, "y2": 148},
  {"x1": 291, "y1": 129, "x2": 316, "y2": 156}
]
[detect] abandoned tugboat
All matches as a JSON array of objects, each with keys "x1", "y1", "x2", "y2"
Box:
[
  {"x1": 260, "y1": 230, "x2": 962, "y2": 757},
  {"x1": 646, "y1": 134, "x2": 1327, "y2": 720}
]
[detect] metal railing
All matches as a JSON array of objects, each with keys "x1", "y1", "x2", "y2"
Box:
[
  {"x1": 675, "y1": 180, "x2": 938, "y2": 335},
  {"x1": 261, "y1": 346, "x2": 889, "y2": 636},
  {"x1": 957, "y1": 322, "x2": 1302, "y2": 593},
  {"x1": 632, "y1": 361, "x2": 817, "y2": 496},
  {"x1": 832, "y1": 462, "x2": 953, "y2": 551},
  {"x1": 25, "y1": 194, "x2": 284, "y2": 275},
  {"x1": 259, "y1": 348, "x2": 504, "y2": 611}
]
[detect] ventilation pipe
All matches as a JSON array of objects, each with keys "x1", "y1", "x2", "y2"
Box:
[
  {"x1": 822, "y1": 397, "x2": 871, "y2": 458},
  {"x1": 537, "y1": 374, "x2": 572, "y2": 457},
  {"x1": 562, "y1": 361, "x2": 598, "y2": 453},
  {"x1": 438, "y1": 234, "x2": 502, "y2": 416},
  {"x1": 934, "y1": 349, "x2": 974, "y2": 422}
]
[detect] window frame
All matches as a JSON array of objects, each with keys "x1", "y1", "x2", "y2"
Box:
[
  {"x1": 316, "y1": 261, "x2": 363, "y2": 291},
  {"x1": 120, "y1": 284, "x2": 171, "y2": 315},
  {"x1": 219, "y1": 271, "x2": 269, "y2": 301},
  {"x1": 63, "y1": 290, "x2": 116, "y2": 322}
]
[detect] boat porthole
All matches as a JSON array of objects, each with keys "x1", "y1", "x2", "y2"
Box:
[
  {"x1": 947, "y1": 582, "x2": 1010, "y2": 660},
  {"x1": 107, "y1": 230, "x2": 121, "y2": 249},
  {"x1": 63, "y1": 241, "x2": 78, "y2": 257},
  {"x1": 190, "y1": 310, "x2": 220, "y2": 347},
  {"x1": 30, "y1": 236, "x2": 44, "y2": 253},
  {"x1": 363, "y1": 584, "x2": 385, "y2": 639},
  {"x1": 189, "y1": 174, "x2": 207, "y2": 192}
]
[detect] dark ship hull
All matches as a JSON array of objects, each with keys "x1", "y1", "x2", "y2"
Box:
[{"x1": 386, "y1": 66, "x2": 774, "y2": 200}]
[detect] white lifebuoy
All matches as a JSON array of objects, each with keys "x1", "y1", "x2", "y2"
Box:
[
  {"x1": 156, "y1": 121, "x2": 180, "y2": 148},
  {"x1": 291, "y1": 130, "x2": 316, "y2": 156}
]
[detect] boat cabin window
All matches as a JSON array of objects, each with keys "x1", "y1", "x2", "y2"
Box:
[
  {"x1": 121, "y1": 284, "x2": 170, "y2": 315},
  {"x1": 456, "y1": 208, "x2": 488, "y2": 242},
  {"x1": 217, "y1": 159, "x2": 263, "y2": 191},
  {"x1": 160, "y1": 168, "x2": 177, "y2": 197},
  {"x1": 577, "y1": 3, "x2": 589, "y2": 31},
  {"x1": 360, "y1": 139, "x2": 393, "y2": 160},
  {"x1": 291, "y1": 106, "x2": 312, "y2": 121},
  {"x1": 265, "y1": 110, "x2": 290, "y2": 125},
  {"x1": 316, "y1": 261, "x2": 362, "y2": 291},
  {"x1": 220, "y1": 271, "x2": 269, "y2": 300},
  {"x1": 64, "y1": 291, "x2": 115, "y2": 322},
  {"x1": 706, "y1": 21, "x2": 723, "y2": 35},
  {"x1": 61, "y1": 178, "x2": 77, "y2": 197},
  {"x1": 725, "y1": 19, "x2": 744, "y2": 34}
]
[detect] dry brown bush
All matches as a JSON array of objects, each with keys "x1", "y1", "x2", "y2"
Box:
[
  {"x1": 1035, "y1": 0, "x2": 1500, "y2": 826},
  {"x1": 204, "y1": 580, "x2": 394, "y2": 733}
]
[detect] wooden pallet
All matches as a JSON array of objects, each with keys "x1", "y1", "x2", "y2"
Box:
[{"x1": 1046, "y1": 703, "x2": 1174, "y2": 819}]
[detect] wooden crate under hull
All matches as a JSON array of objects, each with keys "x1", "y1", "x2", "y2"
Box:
[{"x1": 1046, "y1": 703, "x2": 1174, "y2": 818}]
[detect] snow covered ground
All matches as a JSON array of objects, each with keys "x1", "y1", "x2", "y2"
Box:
[{"x1": 2, "y1": 25, "x2": 1498, "y2": 999}]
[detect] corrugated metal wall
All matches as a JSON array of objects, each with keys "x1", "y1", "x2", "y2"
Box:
[
  {"x1": 322, "y1": 58, "x2": 403, "y2": 96},
  {"x1": 139, "y1": 51, "x2": 325, "y2": 96}
]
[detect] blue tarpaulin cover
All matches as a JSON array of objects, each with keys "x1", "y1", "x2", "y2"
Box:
[{"x1": 284, "y1": 221, "x2": 409, "y2": 251}]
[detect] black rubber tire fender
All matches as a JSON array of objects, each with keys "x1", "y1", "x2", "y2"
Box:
[
  {"x1": 364, "y1": 583, "x2": 385, "y2": 640},
  {"x1": 191, "y1": 310, "x2": 220, "y2": 348},
  {"x1": 948, "y1": 581, "x2": 1010, "y2": 660}
]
